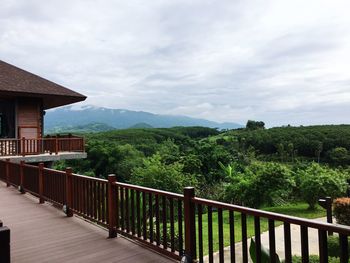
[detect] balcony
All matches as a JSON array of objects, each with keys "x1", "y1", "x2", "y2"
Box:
[{"x1": 0, "y1": 135, "x2": 86, "y2": 163}]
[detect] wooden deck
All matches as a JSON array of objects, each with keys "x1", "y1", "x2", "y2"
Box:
[{"x1": 0, "y1": 182, "x2": 175, "y2": 263}]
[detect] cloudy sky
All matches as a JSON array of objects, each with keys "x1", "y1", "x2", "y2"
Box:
[{"x1": 1, "y1": 0, "x2": 350, "y2": 127}]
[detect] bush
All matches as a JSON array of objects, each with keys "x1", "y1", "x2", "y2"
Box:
[
  {"x1": 291, "y1": 255, "x2": 320, "y2": 263},
  {"x1": 327, "y1": 235, "x2": 350, "y2": 257},
  {"x1": 224, "y1": 161, "x2": 295, "y2": 207},
  {"x1": 291, "y1": 255, "x2": 340, "y2": 263},
  {"x1": 131, "y1": 154, "x2": 197, "y2": 193},
  {"x1": 328, "y1": 235, "x2": 341, "y2": 257},
  {"x1": 333, "y1": 197, "x2": 350, "y2": 226},
  {"x1": 299, "y1": 163, "x2": 347, "y2": 209},
  {"x1": 254, "y1": 162, "x2": 295, "y2": 206}
]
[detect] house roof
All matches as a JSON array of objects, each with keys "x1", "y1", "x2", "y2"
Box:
[{"x1": 0, "y1": 60, "x2": 87, "y2": 109}]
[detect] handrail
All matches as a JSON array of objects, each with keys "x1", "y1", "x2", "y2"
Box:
[
  {"x1": 0, "y1": 159, "x2": 349, "y2": 262},
  {"x1": 0, "y1": 136, "x2": 85, "y2": 157},
  {"x1": 193, "y1": 197, "x2": 350, "y2": 235},
  {"x1": 72, "y1": 173, "x2": 108, "y2": 183},
  {"x1": 72, "y1": 173, "x2": 184, "y2": 198},
  {"x1": 116, "y1": 181, "x2": 184, "y2": 199}
]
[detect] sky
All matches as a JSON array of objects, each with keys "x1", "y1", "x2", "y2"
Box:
[{"x1": 1, "y1": 0, "x2": 350, "y2": 127}]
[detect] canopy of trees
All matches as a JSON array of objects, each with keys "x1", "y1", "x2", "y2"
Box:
[{"x1": 56, "y1": 125, "x2": 350, "y2": 209}]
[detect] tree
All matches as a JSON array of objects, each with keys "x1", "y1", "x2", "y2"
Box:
[
  {"x1": 246, "y1": 120, "x2": 265, "y2": 130},
  {"x1": 286, "y1": 142, "x2": 296, "y2": 163},
  {"x1": 223, "y1": 161, "x2": 295, "y2": 207},
  {"x1": 299, "y1": 163, "x2": 347, "y2": 209},
  {"x1": 314, "y1": 141, "x2": 323, "y2": 163},
  {"x1": 276, "y1": 143, "x2": 285, "y2": 162},
  {"x1": 328, "y1": 147, "x2": 349, "y2": 166},
  {"x1": 130, "y1": 154, "x2": 197, "y2": 193}
]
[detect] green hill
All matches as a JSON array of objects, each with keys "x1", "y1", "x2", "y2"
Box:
[
  {"x1": 128, "y1": 122, "x2": 153, "y2": 129},
  {"x1": 47, "y1": 122, "x2": 115, "y2": 134}
]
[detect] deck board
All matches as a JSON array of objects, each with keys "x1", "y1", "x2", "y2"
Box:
[{"x1": 0, "y1": 182, "x2": 175, "y2": 263}]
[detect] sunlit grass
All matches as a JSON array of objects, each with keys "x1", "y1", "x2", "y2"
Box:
[{"x1": 174, "y1": 202, "x2": 326, "y2": 256}]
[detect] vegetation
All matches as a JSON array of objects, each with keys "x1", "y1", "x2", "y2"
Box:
[
  {"x1": 246, "y1": 120, "x2": 265, "y2": 131},
  {"x1": 47, "y1": 122, "x2": 115, "y2": 133},
  {"x1": 53, "y1": 123, "x2": 350, "y2": 256},
  {"x1": 298, "y1": 163, "x2": 347, "y2": 209},
  {"x1": 333, "y1": 197, "x2": 350, "y2": 226},
  {"x1": 233, "y1": 124, "x2": 350, "y2": 165},
  {"x1": 130, "y1": 153, "x2": 197, "y2": 193},
  {"x1": 327, "y1": 235, "x2": 350, "y2": 257},
  {"x1": 291, "y1": 255, "x2": 341, "y2": 263},
  {"x1": 57, "y1": 124, "x2": 350, "y2": 208}
]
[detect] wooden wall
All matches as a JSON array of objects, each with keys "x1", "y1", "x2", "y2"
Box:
[{"x1": 17, "y1": 99, "x2": 43, "y2": 139}]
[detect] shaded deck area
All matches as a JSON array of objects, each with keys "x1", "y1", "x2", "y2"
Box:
[{"x1": 0, "y1": 182, "x2": 175, "y2": 263}]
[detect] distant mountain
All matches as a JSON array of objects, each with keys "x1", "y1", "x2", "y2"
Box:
[
  {"x1": 44, "y1": 105, "x2": 243, "y2": 132},
  {"x1": 128, "y1": 122, "x2": 154, "y2": 129}
]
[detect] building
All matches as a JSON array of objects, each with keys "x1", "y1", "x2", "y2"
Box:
[{"x1": 0, "y1": 60, "x2": 87, "y2": 163}]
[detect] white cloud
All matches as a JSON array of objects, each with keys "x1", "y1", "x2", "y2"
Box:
[{"x1": 1, "y1": 0, "x2": 350, "y2": 127}]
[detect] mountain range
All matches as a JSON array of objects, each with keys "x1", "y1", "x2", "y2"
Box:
[{"x1": 44, "y1": 105, "x2": 243, "y2": 133}]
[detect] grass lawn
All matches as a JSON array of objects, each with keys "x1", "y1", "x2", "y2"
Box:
[{"x1": 191, "y1": 202, "x2": 326, "y2": 256}]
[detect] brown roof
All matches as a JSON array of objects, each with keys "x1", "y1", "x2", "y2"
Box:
[{"x1": 0, "y1": 60, "x2": 86, "y2": 109}]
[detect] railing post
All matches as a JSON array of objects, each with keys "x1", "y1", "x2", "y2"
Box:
[
  {"x1": 5, "y1": 159, "x2": 10, "y2": 187},
  {"x1": 108, "y1": 174, "x2": 117, "y2": 238},
  {"x1": 68, "y1": 134, "x2": 72, "y2": 152},
  {"x1": 38, "y1": 163, "x2": 44, "y2": 204},
  {"x1": 22, "y1": 137, "x2": 25, "y2": 156},
  {"x1": 183, "y1": 187, "x2": 196, "y2": 262},
  {"x1": 19, "y1": 160, "x2": 25, "y2": 194},
  {"x1": 55, "y1": 137, "x2": 59, "y2": 155},
  {"x1": 83, "y1": 137, "x2": 86, "y2": 152},
  {"x1": 16, "y1": 139, "x2": 19, "y2": 156},
  {"x1": 65, "y1": 167, "x2": 73, "y2": 217},
  {"x1": 49, "y1": 138, "x2": 53, "y2": 155},
  {"x1": 0, "y1": 225, "x2": 10, "y2": 263}
]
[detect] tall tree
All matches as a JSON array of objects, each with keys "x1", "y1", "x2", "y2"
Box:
[{"x1": 246, "y1": 120, "x2": 265, "y2": 130}]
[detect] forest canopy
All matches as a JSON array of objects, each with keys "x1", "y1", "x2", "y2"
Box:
[{"x1": 56, "y1": 124, "x2": 350, "y2": 209}]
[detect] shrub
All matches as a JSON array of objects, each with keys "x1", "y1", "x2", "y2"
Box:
[
  {"x1": 224, "y1": 161, "x2": 295, "y2": 207},
  {"x1": 291, "y1": 255, "x2": 320, "y2": 263},
  {"x1": 327, "y1": 235, "x2": 350, "y2": 257},
  {"x1": 291, "y1": 255, "x2": 340, "y2": 263},
  {"x1": 299, "y1": 163, "x2": 347, "y2": 209},
  {"x1": 223, "y1": 170, "x2": 255, "y2": 206},
  {"x1": 328, "y1": 235, "x2": 341, "y2": 257},
  {"x1": 131, "y1": 154, "x2": 197, "y2": 193},
  {"x1": 333, "y1": 197, "x2": 350, "y2": 226}
]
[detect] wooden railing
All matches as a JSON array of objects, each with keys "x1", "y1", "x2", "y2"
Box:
[
  {"x1": 191, "y1": 196, "x2": 350, "y2": 263},
  {"x1": 0, "y1": 160, "x2": 184, "y2": 260},
  {"x1": 112, "y1": 181, "x2": 184, "y2": 259},
  {"x1": 0, "y1": 136, "x2": 85, "y2": 157},
  {"x1": 0, "y1": 160, "x2": 349, "y2": 262}
]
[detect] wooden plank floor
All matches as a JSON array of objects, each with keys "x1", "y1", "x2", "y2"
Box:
[{"x1": 0, "y1": 182, "x2": 176, "y2": 263}]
